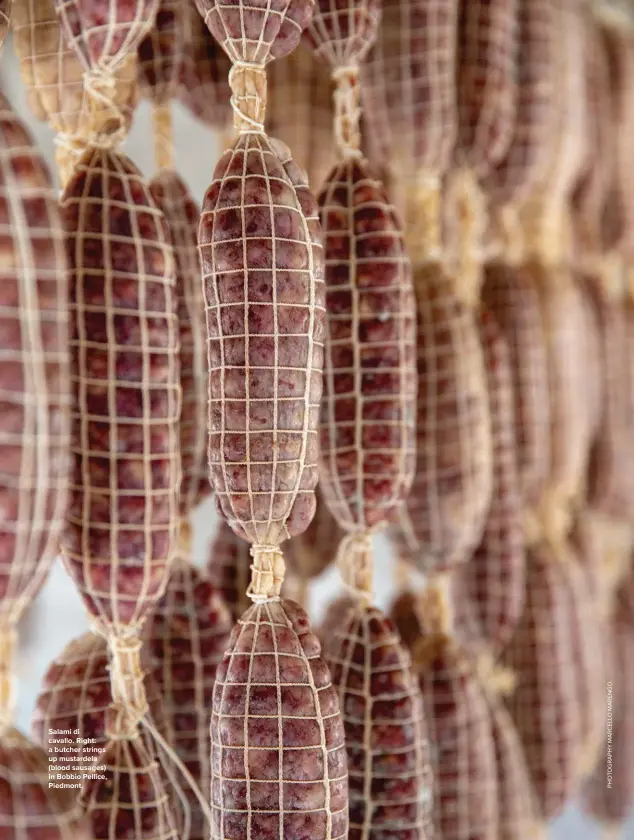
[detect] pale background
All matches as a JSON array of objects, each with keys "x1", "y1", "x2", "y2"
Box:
[{"x1": 1, "y1": 37, "x2": 629, "y2": 840}]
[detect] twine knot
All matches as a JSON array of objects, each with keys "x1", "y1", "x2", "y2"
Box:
[
  {"x1": 337, "y1": 530, "x2": 375, "y2": 602},
  {"x1": 228, "y1": 62, "x2": 267, "y2": 134},
  {"x1": 0, "y1": 625, "x2": 15, "y2": 736},
  {"x1": 406, "y1": 172, "x2": 443, "y2": 266},
  {"x1": 247, "y1": 545, "x2": 285, "y2": 602},
  {"x1": 332, "y1": 65, "x2": 362, "y2": 158},
  {"x1": 415, "y1": 574, "x2": 454, "y2": 637},
  {"x1": 105, "y1": 634, "x2": 148, "y2": 740},
  {"x1": 475, "y1": 650, "x2": 517, "y2": 696},
  {"x1": 83, "y1": 67, "x2": 128, "y2": 150}
]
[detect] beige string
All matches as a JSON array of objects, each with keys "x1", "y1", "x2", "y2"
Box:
[
  {"x1": 105, "y1": 634, "x2": 149, "y2": 740},
  {"x1": 414, "y1": 573, "x2": 454, "y2": 637},
  {"x1": 404, "y1": 171, "x2": 443, "y2": 266},
  {"x1": 474, "y1": 649, "x2": 517, "y2": 697},
  {"x1": 332, "y1": 65, "x2": 362, "y2": 158},
  {"x1": 228, "y1": 62, "x2": 267, "y2": 134},
  {"x1": 247, "y1": 545, "x2": 286, "y2": 602},
  {"x1": 0, "y1": 624, "x2": 15, "y2": 735},
  {"x1": 178, "y1": 517, "x2": 193, "y2": 559},
  {"x1": 84, "y1": 67, "x2": 128, "y2": 148},
  {"x1": 153, "y1": 102, "x2": 174, "y2": 171},
  {"x1": 448, "y1": 168, "x2": 486, "y2": 308},
  {"x1": 336, "y1": 531, "x2": 374, "y2": 604},
  {"x1": 496, "y1": 204, "x2": 525, "y2": 267}
]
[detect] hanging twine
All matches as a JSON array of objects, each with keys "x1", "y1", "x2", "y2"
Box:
[
  {"x1": 0, "y1": 625, "x2": 15, "y2": 736},
  {"x1": 105, "y1": 634, "x2": 149, "y2": 740},
  {"x1": 84, "y1": 67, "x2": 128, "y2": 148},
  {"x1": 410, "y1": 573, "x2": 456, "y2": 669},
  {"x1": 496, "y1": 204, "x2": 525, "y2": 267},
  {"x1": 405, "y1": 170, "x2": 443, "y2": 266},
  {"x1": 474, "y1": 649, "x2": 517, "y2": 697},
  {"x1": 246, "y1": 545, "x2": 285, "y2": 602},
  {"x1": 153, "y1": 102, "x2": 174, "y2": 171},
  {"x1": 448, "y1": 168, "x2": 486, "y2": 308},
  {"x1": 228, "y1": 62, "x2": 267, "y2": 134},
  {"x1": 336, "y1": 531, "x2": 374, "y2": 604},
  {"x1": 332, "y1": 65, "x2": 362, "y2": 158}
]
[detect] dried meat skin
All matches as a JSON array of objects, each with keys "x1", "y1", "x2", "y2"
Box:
[
  {"x1": 304, "y1": 0, "x2": 380, "y2": 66},
  {"x1": 326, "y1": 603, "x2": 433, "y2": 840},
  {"x1": 0, "y1": 96, "x2": 71, "y2": 623},
  {"x1": 60, "y1": 147, "x2": 180, "y2": 630},
  {"x1": 138, "y1": 0, "x2": 190, "y2": 104},
  {"x1": 199, "y1": 134, "x2": 325, "y2": 547},
  {"x1": 210, "y1": 598, "x2": 349, "y2": 840},
  {"x1": 318, "y1": 157, "x2": 417, "y2": 532}
]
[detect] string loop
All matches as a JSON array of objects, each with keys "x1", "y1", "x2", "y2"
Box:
[
  {"x1": 332, "y1": 65, "x2": 363, "y2": 158},
  {"x1": 0, "y1": 624, "x2": 15, "y2": 736},
  {"x1": 336, "y1": 530, "x2": 374, "y2": 602},
  {"x1": 247, "y1": 545, "x2": 285, "y2": 602}
]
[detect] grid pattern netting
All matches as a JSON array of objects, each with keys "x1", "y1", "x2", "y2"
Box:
[
  {"x1": 199, "y1": 133, "x2": 326, "y2": 547},
  {"x1": 487, "y1": 690, "x2": 539, "y2": 839},
  {"x1": 324, "y1": 603, "x2": 433, "y2": 840},
  {"x1": 177, "y1": 6, "x2": 232, "y2": 130},
  {"x1": 580, "y1": 592, "x2": 634, "y2": 825},
  {"x1": 266, "y1": 42, "x2": 336, "y2": 194},
  {"x1": 361, "y1": 0, "x2": 458, "y2": 178},
  {"x1": 137, "y1": 0, "x2": 192, "y2": 105},
  {"x1": 194, "y1": 0, "x2": 313, "y2": 64},
  {"x1": 210, "y1": 598, "x2": 349, "y2": 840},
  {"x1": 0, "y1": 728, "x2": 93, "y2": 840},
  {"x1": 12, "y1": 0, "x2": 138, "y2": 155},
  {"x1": 584, "y1": 277, "x2": 634, "y2": 520},
  {"x1": 54, "y1": 0, "x2": 159, "y2": 72},
  {"x1": 60, "y1": 147, "x2": 180, "y2": 631},
  {"x1": 534, "y1": 264, "x2": 598, "y2": 528},
  {"x1": 145, "y1": 561, "x2": 232, "y2": 840},
  {"x1": 563, "y1": 548, "x2": 606, "y2": 768},
  {"x1": 303, "y1": 0, "x2": 380, "y2": 67},
  {"x1": 608, "y1": 29, "x2": 634, "y2": 259},
  {"x1": 482, "y1": 0, "x2": 556, "y2": 208},
  {"x1": 481, "y1": 262, "x2": 550, "y2": 509},
  {"x1": 31, "y1": 632, "x2": 173, "y2": 763},
  {"x1": 207, "y1": 521, "x2": 252, "y2": 624},
  {"x1": 318, "y1": 594, "x2": 357, "y2": 643},
  {"x1": 417, "y1": 638, "x2": 498, "y2": 840},
  {"x1": 570, "y1": 12, "x2": 616, "y2": 258},
  {"x1": 284, "y1": 487, "x2": 343, "y2": 580},
  {"x1": 395, "y1": 264, "x2": 491, "y2": 574},
  {"x1": 455, "y1": 0, "x2": 518, "y2": 177},
  {"x1": 500, "y1": 543, "x2": 584, "y2": 820},
  {"x1": 80, "y1": 735, "x2": 178, "y2": 840},
  {"x1": 150, "y1": 170, "x2": 210, "y2": 515},
  {"x1": 451, "y1": 308, "x2": 525, "y2": 656},
  {"x1": 0, "y1": 96, "x2": 71, "y2": 625},
  {"x1": 317, "y1": 157, "x2": 417, "y2": 533}
]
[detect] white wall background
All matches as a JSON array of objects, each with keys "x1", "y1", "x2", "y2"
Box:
[{"x1": 1, "y1": 35, "x2": 630, "y2": 840}]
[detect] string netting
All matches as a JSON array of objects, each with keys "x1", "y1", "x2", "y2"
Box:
[
  {"x1": 199, "y1": 132, "x2": 325, "y2": 564},
  {"x1": 455, "y1": 0, "x2": 518, "y2": 177},
  {"x1": 500, "y1": 542, "x2": 584, "y2": 819},
  {"x1": 485, "y1": 688, "x2": 540, "y2": 839},
  {"x1": 60, "y1": 147, "x2": 180, "y2": 633},
  {"x1": 31, "y1": 632, "x2": 173, "y2": 767},
  {"x1": 325, "y1": 603, "x2": 433, "y2": 840},
  {"x1": 145, "y1": 561, "x2": 232, "y2": 840},
  {"x1": 480, "y1": 263, "x2": 550, "y2": 515},
  {"x1": 150, "y1": 171, "x2": 210, "y2": 516},
  {"x1": 0, "y1": 728, "x2": 93, "y2": 840},
  {"x1": 210, "y1": 598, "x2": 349, "y2": 840},
  {"x1": 451, "y1": 308, "x2": 525, "y2": 656},
  {"x1": 361, "y1": 0, "x2": 458, "y2": 254},
  {"x1": 482, "y1": 0, "x2": 556, "y2": 214},
  {"x1": 0, "y1": 0, "x2": 9, "y2": 48},
  {"x1": 533, "y1": 265, "x2": 598, "y2": 549},
  {"x1": 12, "y1": 0, "x2": 138, "y2": 182},
  {"x1": 580, "y1": 587, "x2": 634, "y2": 828},
  {"x1": 80, "y1": 736, "x2": 178, "y2": 840},
  {"x1": 137, "y1": 0, "x2": 192, "y2": 106},
  {"x1": 177, "y1": 7, "x2": 232, "y2": 130},
  {"x1": 0, "y1": 95, "x2": 71, "y2": 631},
  {"x1": 316, "y1": 158, "x2": 417, "y2": 555},
  {"x1": 394, "y1": 264, "x2": 491, "y2": 575},
  {"x1": 266, "y1": 43, "x2": 335, "y2": 194},
  {"x1": 54, "y1": 0, "x2": 159, "y2": 74},
  {"x1": 284, "y1": 487, "x2": 343, "y2": 582},
  {"x1": 415, "y1": 634, "x2": 498, "y2": 840},
  {"x1": 318, "y1": 593, "x2": 357, "y2": 643},
  {"x1": 584, "y1": 275, "x2": 634, "y2": 521},
  {"x1": 207, "y1": 521, "x2": 252, "y2": 624}
]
